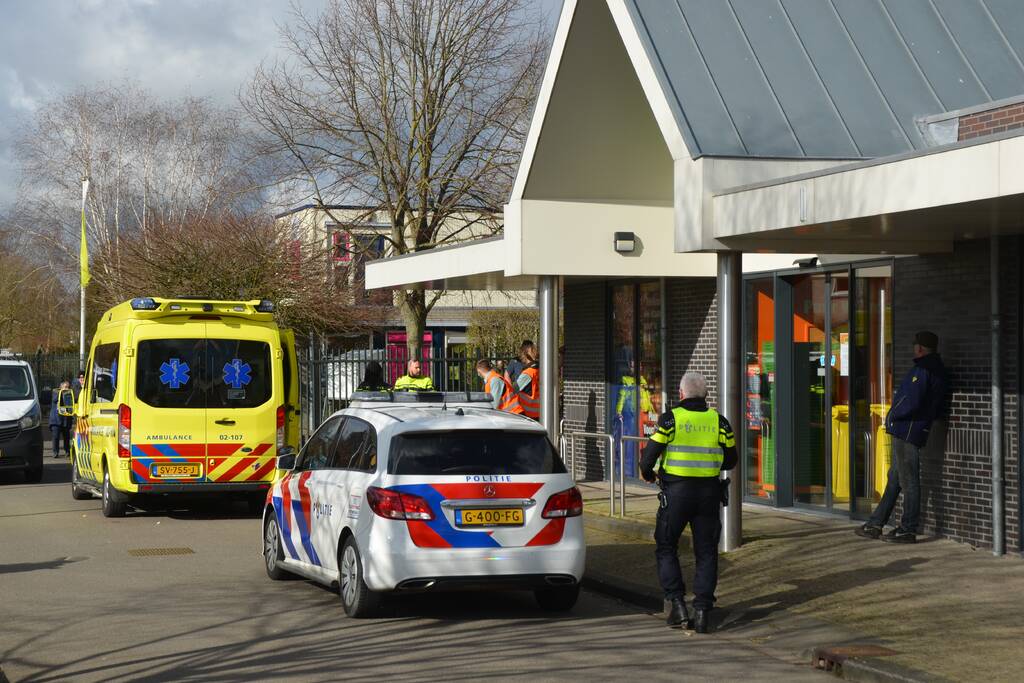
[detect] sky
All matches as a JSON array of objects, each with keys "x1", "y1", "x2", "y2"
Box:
[{"x1": 0, "y1": 0, "x2": 562, "y2": 210}]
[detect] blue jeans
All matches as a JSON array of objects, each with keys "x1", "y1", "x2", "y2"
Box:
[{"x1": 868, "y1": 436, "x2": 921, "y2": 532}]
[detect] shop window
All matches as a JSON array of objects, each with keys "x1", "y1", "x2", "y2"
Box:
[
  {"x1": 744, "y1": 278, "x2": 775, "y2": 501},
  {"x1": 609, "y1": 282, "x2": 662, "y2": 481}
]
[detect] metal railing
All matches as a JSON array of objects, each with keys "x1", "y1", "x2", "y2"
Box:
[
  {"x1": 561, "y1": 428, "x2": 618, "y2": 516},
  {"x1": 617, "y1": 434, "x2": 648, "y2": 518}
]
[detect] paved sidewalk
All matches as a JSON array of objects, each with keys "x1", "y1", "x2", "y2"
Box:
[{"x1": 579, "y1": 481, "x2": 1024, "y2": 682}]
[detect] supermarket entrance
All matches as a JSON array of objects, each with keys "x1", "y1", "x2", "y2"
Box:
[{"x1": 743, "y1": 263, "x2": 893, "y2": 517}]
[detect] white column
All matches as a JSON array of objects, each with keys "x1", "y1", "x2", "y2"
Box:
[
  {"x1": 717, "y1": 252, "x2": 742, "y2": 552},
  {"x1": 539, "y1": 275, "x2": 560, "y2": 446}
]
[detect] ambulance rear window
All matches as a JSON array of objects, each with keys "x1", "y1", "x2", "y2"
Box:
[
  {"x1": 135, "y1": 339, "x2": 272, "y2": 409},
  {"x1": 388, "y1": 430, "x2": 565, "y2": 476},
  {"x1": 207, "y1": 339, "x2": 272, "y2": 408}
]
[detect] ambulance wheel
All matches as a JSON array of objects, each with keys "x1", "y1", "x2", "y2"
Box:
[
  {"x1": 535, "y1": 584, "x2": 580, "y2": 611},
  {"x1": 246, "y1": 494, "x2": 265, "y2": 516},
  {"x1": 339, "y1": 537, "x2": 379, "y2": 618},
  {"x1": 101, "y1": 467, "x2": 126, "y2": 518},
  {"x1": 71, "y1": 461, "x2": 91, "y2": 500},
  {"x1": 263, "y1": 513, "x2": 291, "y2": 581}
]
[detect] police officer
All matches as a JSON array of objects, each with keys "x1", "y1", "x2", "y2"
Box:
[{"x1": 640, "y1": 371, "x2": 737, "y2": 633}]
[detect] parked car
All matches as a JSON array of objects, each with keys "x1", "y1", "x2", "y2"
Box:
[{"x1": 262, "y1": 390, "x2": 585, "y2": 616}]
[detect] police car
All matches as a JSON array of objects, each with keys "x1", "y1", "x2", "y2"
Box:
[{"x1": 261, "y1": 391, "x2": 585, "y2": 617}]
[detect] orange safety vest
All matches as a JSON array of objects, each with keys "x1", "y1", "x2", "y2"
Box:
[
  {"x1": 484, "y1": 370, "x2": 523, "y2": 414},
  {"x1": 516, "y1": 365, "x2": 540, "y2": 419}
]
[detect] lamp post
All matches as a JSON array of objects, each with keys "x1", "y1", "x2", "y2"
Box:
[{"x1": 79, "y1": 176, "x2": 90, "y2": 373}]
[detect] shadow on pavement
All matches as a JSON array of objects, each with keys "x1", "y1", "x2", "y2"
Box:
[
  {"x1": 0, "y1": 557, "x2": 85, "y2": 575},
  {"x1": 719, "y1": 556, "x2": 931, "y2": 631}
]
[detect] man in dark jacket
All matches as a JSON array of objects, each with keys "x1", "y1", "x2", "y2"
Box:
[{"x1": 856, "y1": 331, "x2": 948, "y2": 544}]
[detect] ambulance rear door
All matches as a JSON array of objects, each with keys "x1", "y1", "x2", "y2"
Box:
[
  {"x1": 130, "y1": 323, "x2": 209, "y2": 484},
  {"x1": 204, "y1": 324, "x2": 279, "y2": 485}
]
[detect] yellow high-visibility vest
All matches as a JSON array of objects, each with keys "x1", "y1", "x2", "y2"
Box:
[{"x1": 651, "y1": 407, "x2": 730, "y2": 477}]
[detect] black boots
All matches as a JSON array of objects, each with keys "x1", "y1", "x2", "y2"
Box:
[
  {"x1": 665, "y1": 597, "x2": 689, "y2": 628},
  {"x1": 693, "y1": 608, "x2": 710, "y2": 633}
]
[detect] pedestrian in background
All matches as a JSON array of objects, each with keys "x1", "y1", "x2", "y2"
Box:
[
  {"x1": 515, "y1": 344, "x2": 540, "y2": 420},
  {"x1": 504, "y1": 339, "x2": 534, "y2": 387},
  {"x1": 356, "y1": 361, "x2": 390, "y2": 392},
  {"x1": 73, "y1": 371, "x2": 86, "y2": 401},
  {"x1": 49, "y1": 380, "x2": 73, "y2": 458},
  {"x1": 856, "y1": 331, "x2": 948, "y2": 544},
  {"x1": 393, "y1": 358, "x2": 435, "y2": 391},
  {"x1": 476, "y1": 359, "x2": 522, "y2": 413},
  {"x1": 640, "y1": 372, "x2": 737, "y2": 633}
]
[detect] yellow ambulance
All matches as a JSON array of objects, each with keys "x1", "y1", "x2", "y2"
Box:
[{"x1": 71, "y1": 297, "x2": 300, "y2": 517}]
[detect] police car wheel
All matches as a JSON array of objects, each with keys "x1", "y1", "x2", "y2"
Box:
[
  {"x1": 338, "y1": 537, "x2": 379, "y2": 618},
  {"x1": 534, "y1": 584, "x2": 580, "y2": 612},
  {"x1": 71, "y1": 461, "x2": 91, "y2": 500},
  {"x1": 263, "y1": 513, "x2": 290, "y2": 580},
  {"x1": 101, "y1": 467, "x2": 126, "y2": 518}
]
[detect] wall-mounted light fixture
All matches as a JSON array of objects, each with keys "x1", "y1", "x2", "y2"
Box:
[
  {"x1": 793, "y1": 256, "x2": 818, "y2": 268},
  {"x1": 614, "y1": 231, "x2": 636, "y2": 254}
]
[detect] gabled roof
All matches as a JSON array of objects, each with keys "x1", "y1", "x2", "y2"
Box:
[{"x1": 626, "y1": 0, "x2": 1024, "y2": 160}]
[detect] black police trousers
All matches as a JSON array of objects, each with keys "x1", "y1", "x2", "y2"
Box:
[{"x1": 654, "y1": 478, "x2": 722, "y2": 610}]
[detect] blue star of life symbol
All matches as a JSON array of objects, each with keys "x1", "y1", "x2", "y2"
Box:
[
  {"x1": 159, "y1": 358, "x2": 190, "y2": 389},
  {"x1": 223, "y1": 358, "x2": 252, "y2": 389}
]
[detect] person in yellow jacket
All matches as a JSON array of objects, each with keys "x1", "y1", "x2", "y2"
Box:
[
  {"x1": 616, "y1": 367, "x2": 653, "y2": 476},
  {"x1": 640, "y1": 371, "x2": 736, "y2": 634},
  {"x1": 393, "y1": 358, "x2": 435, "y2": 391}
]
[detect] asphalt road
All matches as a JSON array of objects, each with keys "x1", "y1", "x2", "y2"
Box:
[{"x1": 0, "y1": 459, "x2": 824, "y2": 682}]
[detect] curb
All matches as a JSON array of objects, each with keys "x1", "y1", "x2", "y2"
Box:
[
  {"x1": 808, "y1": 647, "x2": 944, "y2": 683},
  {"x1": 582, "y1": 569, "x2": 663, "y2": 613},
  {"x1": 582, "y1": 510, "x2": 656, "y2": 542}
]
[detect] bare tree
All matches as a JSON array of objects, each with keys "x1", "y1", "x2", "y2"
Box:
[
  {"x1": 88, "y1": 210, "x2": 379, "y2": 334},
  {"x1": 0, "y1": 216, "x2": 76, "y2": 352},
  {"x1": 12, "y1": 80, "x2": 260, "y2": 300},
  {"x1": 244, "y1": 0, "x2": 547, "y2": 357}
]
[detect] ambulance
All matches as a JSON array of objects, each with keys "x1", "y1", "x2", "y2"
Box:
[{"x1": 71, "y1": 297, "x2": 300, "y2": 517}]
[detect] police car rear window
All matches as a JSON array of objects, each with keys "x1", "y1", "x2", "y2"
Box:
[
  {"x1": 387, "y1": 430, "x2": 565, "y2": 476},
  {"x1": 135, "y1": 339, "x2": 272, "y2": 409}
]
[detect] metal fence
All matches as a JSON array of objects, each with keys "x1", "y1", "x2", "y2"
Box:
[
  {"x1": 24, "y1": 352, "x2": 81, "y2": 405},
  {"x1": 296, "y1": 348, "x2": 517, "y2": 440}
]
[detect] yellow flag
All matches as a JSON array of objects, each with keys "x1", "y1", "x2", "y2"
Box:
[{"x1": 80, "y1": 179, "x2": 90, "y2": 288}]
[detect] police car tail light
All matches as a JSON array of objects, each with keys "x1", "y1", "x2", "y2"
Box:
[
  {"x1": 542, "y1": 487, "x2": 583, "y2": 519},
  {"x1": 117, "y1": 404, "x2": 131, "y2": 458},
  {"x1": 276, "y1": 405, "x2": 286, "y2": 451},
  {"x1": 366, "y1": 486, "x2": 434, "y2": 521}
]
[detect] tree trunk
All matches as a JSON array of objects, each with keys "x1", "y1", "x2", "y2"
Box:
[{"x1": 401, "y1": 289, "x2": 428, "y2": 361}]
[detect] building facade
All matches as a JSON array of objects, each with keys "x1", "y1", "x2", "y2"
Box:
[{"x1": 368, "y1": 0, "x2": 1024, "y2": 554}]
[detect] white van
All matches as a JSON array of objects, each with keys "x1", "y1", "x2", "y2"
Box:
[{"x1": 0, "y1": 357, "x2": 44, "y2": 482}]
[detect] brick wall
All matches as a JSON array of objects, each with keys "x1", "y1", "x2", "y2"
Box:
[
  {"x1": 665, "y1": 278, "x2": 719, "y2": 407},
  {"x1": 893, "y1": 238, "x2": 1020, "y2": 550},
  {"x1": 562, "y1": 281, "x2": 608, "y2": 481},
  {"x1": 958, "y1": 101, "x2": 1024, "y2": 141}
]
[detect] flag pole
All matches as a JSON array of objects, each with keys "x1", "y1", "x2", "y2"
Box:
[{"x1": 79, "y1": 176, "x2": 90, "y2": 373}]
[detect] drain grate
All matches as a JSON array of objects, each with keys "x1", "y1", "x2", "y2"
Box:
[{"x1": 128, "y1": 547, "x2": 195, "y2": 557}]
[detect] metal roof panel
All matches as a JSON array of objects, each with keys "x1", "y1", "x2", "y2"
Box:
[
  {"x1": 731, "y1": 0, "x2": 860, "y2": 157},
  {"x1": 934, "y1": 0, "x2": 1024, "y2": 101}
]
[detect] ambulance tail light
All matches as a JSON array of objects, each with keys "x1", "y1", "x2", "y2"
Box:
[
  {"x1": 542, "y1": 487, "x2": 583, "y2": 519},
  {"x1": 276, "y1": 405, "x2": 286, "y2": 451},
  {"x1": 117, "y1": 404, "x2": 131, "y2": 458},
  {"x1": 366, "y1": 487, "x2": 434, "y2": 521}
]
